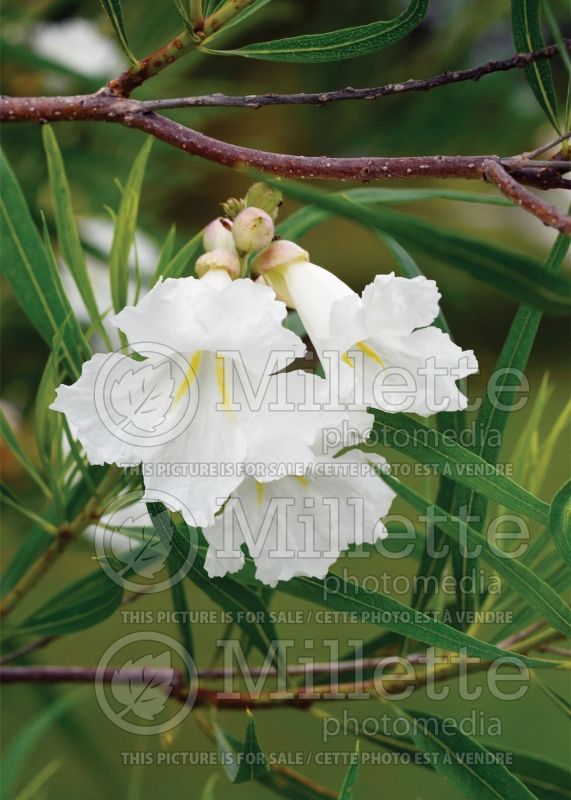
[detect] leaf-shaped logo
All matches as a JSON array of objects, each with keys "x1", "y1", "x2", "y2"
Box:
[
  {"x1": 109, "y1": 360, "x2": 175, "y2": 434},
  {"x1": 113, "y1": 514, "x2": 173, "y2": 579},
  {"x1": 111, "y1": 651, "x2": 175, "y2": 721}
]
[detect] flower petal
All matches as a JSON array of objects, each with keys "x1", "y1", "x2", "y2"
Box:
[
  {"x1": 360, "y1": 273, "x2": 441, "y2": 336},
  {"x1": 203, "y1": 451, "x2": 395, "y2": 586},
  {"x1": 112, "y1": 277, "x2": 305, "y2": 375}
]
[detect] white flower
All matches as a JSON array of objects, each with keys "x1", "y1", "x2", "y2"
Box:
[
  {"x1": 51, "y1": 271, "x2": 330, "y2": 527},
  {"x1": 31, "y1": 18, "x2": 125, "y2": 78},
  {"x1": 254, "y1": 243, "x2": 478, "y2": 416},
  {"x1": 202, "y1": 439, "x2": 395, "y2": 587}
]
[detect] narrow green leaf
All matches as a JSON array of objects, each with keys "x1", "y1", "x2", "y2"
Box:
[
  {"x1": 381, "y1": 472, "x2": 571, "y2": 637},
  {"x1": 151, "y1": 224, "x2": 177, "y2": 285},
  {"x1": 205, "y1": 0, "x2": 428, "y2": 61},
  {"x1": 99, "y1": 0, "x2": 138, "y2": 64},
  {"x1": 213, "y1": 710, "x2": 269, "y2": 784},
  {"x1": 338, "y1": 742, "x2": 360, "y2": 799},
  {"x1": 0, "y1": 483, "x2": 58, "y2": 535},
  {"x1": 369, "y1": 410, "x2": 550, "y2": 526},
  {"x1": 0, "y1": 410, "x2": 49, "y2": 496},
  {"x1": 1, "y1": 693, "x2": 80, "y2": 799},
  {"x1": 34, "y1": 352, "x2": 60, "y2": 469},
  {"x1": 490, "y1": 749, "x2": 571, "y2": 800},
  {"x1": 0, "y1": 149, "x2": 87, "y2": 372},
  {"x1": 533, "y1": 673, "x2": 571, "y2": 719},
  {"x1": 42, "y1": 125, "x2": 109, "y2": 345},
  {"x1": 4, "y1": 570, "x2": 124, "y2": 639},
  {"x1": 146, "y1": 502, "x2": 194, "y2": 663},
  {"x1": 326, "y1": 707, "x2": 571, "y2": 800},
  {"x1": 277, "y1": 187, "x2": 512, "y2": 240},
  {"x1": 278, "y1": 575, "x2": 557, "y2": 668},
  {"x1": 549, "y1": 480, "x2": 571, "y2": 567},
  {"x1": 109, "y1": 138, "x2": 153, "y2": 312},
  {"x1": 468, "y1": 222, "x2": 570, "y2": 533},
  {"x1": 204, "y1": 0, "x2": 274, "y2": 43},
  {"x1": 271, "y1": 179, "x2": 571, "y2": 315},
  {"x1": 148, "y1": 506, "x2": 279, "y2": 658},
  {"x1": 406, "y1": 708, "x2": 538, "y2": 799},
  {"x1": 200, "y1": 774, "x2": 220, "y2": 800},
  {"x1": 511, "y1": 0, "x2": 559, "y2": 130},
  {"x1": 277, "y1": 190, "x2": 510, "y2": 245},
  {"x1": 161, "y1": 229, "x2": 203, "y2": 280},
  {"x1": 0, "y1": 467, "x2": 110, "y2": 603},
  {"x1": 0, "y1": 529, "x2": 53, "y2": 601}
]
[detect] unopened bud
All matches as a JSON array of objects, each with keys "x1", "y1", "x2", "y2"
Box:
[
  {"x1": 232, "y1": 207, "x2": 275, "y2": 253},
  {"x1": 245, "y1": 183, "x2": 283, "y2": 220},
  {"x1": 251, "y1": 240, "x2": 309, "y2": 274},
  {"x1": 222, "y1": 197, "x2": 246, "y2": 219},
  {"x1": 203, "y1": 217, "x2": 235, "y2": 253},
  {"x1": 195, "y1": 248, "x2": 240, "y2": 279}
]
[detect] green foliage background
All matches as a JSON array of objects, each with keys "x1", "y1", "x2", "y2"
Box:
[{"x1": 1, "y1": 1, "x2": 570, "y2": 798}]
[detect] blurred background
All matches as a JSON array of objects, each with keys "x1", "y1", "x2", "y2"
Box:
[{"x1": 1, "y1": 1, "x2": 570, "y2": 797}]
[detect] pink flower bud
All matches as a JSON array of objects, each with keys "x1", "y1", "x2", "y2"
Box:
[
  {"x1": 232, "y1": 207, "x2": 275, "y2": 252},
  {"x1": 203, "y1": 218, "x2": 235, "y2": 253},
  {"x1": 195, "y1": 248, "x2": 240, "y2": 279},
  {"x1": 251, "y1": 240, "x2": 309, "y2": 274}
]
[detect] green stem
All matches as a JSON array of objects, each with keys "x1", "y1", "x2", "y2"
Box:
[
  {"x1": 203, "y1": 0, "x2": 257, "y2": 36},
  {"x1": 107, "y1": 30, "x2": 197, "y2": 97},
  {"x1": 190, "y1": 0, "x2": 204, "y2": 29},
  {"x1": 0, "y1": 529, "x2": 75, "y2": 620},
  {"x1": 0, "y1": 470, "x2": 123, "y2": 620}
]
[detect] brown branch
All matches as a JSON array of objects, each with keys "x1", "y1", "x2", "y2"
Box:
[
  {"x1": 483, "y1": 159, "x2": 571, "y2": 234},
  {"x1": 138, "y1": 41, "x2": 571, "y2": 112},
  {"x1": 1, "y1": 626, "x2": 565, "y2": 711},
  {"x1": 1, "y1": 93, "x2": 569, "y2": 190},
  {"x1": 1, "y1": 38, "x2": 571, "y2": 233}
]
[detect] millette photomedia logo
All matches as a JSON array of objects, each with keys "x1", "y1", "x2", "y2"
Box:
[
  {"x1": 95, "y1": 631, "x2": 197, "y2": 735},
  {"x1": 93, "y1": 342, "x2": 200, "y2": 448}
]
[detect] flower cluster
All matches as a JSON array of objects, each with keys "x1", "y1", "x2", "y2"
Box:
[{"x1": 51, "y1": 190, "x2": 478, "y2": 586}]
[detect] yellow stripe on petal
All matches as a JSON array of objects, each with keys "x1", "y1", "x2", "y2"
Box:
[
  {"x1": 256, "y1": 481, "x2": 265, "y2": 505},
  {"x1": 174, "y1": 351, "x2": 202, "y2": 405},
  {"x1": 295, "y1": 475, "x2": 309, "y2": 490},
  {"x1": 215, "y1": 354, "x2": 232, "y2": 410},
  {"x1": 342, "y1": 340, "x2": 385, "y2": 369}
]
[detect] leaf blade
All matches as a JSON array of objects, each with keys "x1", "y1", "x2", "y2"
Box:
[
  {"x1": 511, "y1": 0, "x2": 559, "y2": 130},
  {"x1": 99, "y1": 0, "x2": 138, "y2": 64},
  {"x1": 109, "y1": 138, "x2": 153, "y2": 313},
  {"x1": 205, "y1": 0, "x2": 428, "y2": 62}
]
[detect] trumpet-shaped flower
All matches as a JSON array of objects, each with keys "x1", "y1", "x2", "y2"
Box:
[
  {"x1": 254, "y1": 243, "x2": 478, "y2": 416},
  {"x1": 50, "y1": 270, "x2": 339, "y2": 527}
]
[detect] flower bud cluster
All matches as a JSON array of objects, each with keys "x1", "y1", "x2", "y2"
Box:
[{"x1": 197, "y1": 186, "x2": 280, "y2": 279}]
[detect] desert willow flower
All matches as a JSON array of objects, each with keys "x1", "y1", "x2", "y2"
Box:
[
  {"x1": 50, "y1": 252, "x2": 341, "y2": 527},
  {"x1": 202, "y1": 418, "x2": 396, "y2": 586},
  {"x1": 253, "y1": 241, "x2": 478, "y2": 416}
]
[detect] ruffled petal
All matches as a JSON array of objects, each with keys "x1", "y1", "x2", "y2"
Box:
[
  {"x1": 112, "y1": 277, "x2": 305, "y2": 375},
  {"x1": 202, "y1": 451, "x2": 395, "y2": 586},
  {"x1": 360, "y1": 273, "x2": 441, "y2": 336},
  {"x1": 367, "y1": 326, "x2": 478, "y2": 415},
  {"x1": 50, "y1": 351, "x2": 174, "y2": 465}
]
